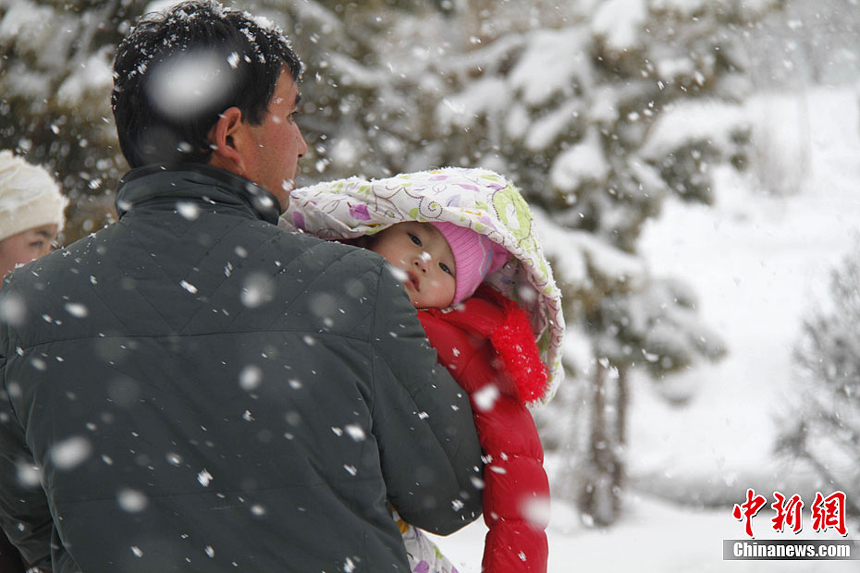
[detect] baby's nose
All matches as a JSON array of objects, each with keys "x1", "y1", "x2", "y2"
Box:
[{"x1": 414, "y1": 252, "x2": 431, "y2": 272}]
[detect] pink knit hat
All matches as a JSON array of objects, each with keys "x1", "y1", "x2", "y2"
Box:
[{"x1": 431, "y1": 222, "x2": 510, "y2": 306}]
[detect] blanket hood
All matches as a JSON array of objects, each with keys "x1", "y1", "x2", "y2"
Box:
[{"x1": 281, "y1": 167, "x2": 565, "y2": 405}]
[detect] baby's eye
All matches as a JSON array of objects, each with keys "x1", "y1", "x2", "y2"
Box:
[
  {"x1": 408, "y1": 233, "x2": 422, "y2": 247},
  {"x1": 439, "y1": 262, "x2": 453, "y2": 276}
]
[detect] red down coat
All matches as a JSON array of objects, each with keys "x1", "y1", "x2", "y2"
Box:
[{"x1": 418, "y1": 285, "x2": 550, "y2": 573}]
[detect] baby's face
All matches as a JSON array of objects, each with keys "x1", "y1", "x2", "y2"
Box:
[{"x1": 367, "y1": 222, "x2": 456, "y2": 309}]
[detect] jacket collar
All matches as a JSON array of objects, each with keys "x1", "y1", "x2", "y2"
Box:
[{"x1": 115, "y1": 164, "x2": 281, "y2": 225}]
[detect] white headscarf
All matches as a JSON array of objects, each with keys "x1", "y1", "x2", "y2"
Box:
[{"x1": 0, "y1": 150, "x2": 67, "y2": 242}]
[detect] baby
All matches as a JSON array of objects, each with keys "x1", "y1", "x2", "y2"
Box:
[
  {"x1": 361, "y1": 220, "x2": 549, "y2": 572},
  {"x1": 283, "y1": 168, "x2": 560, "y2": 573}
]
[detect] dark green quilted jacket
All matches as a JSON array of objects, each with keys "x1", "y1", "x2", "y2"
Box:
[{"x1": 0, "y1": 165, "x2": 482, "y2": 572}]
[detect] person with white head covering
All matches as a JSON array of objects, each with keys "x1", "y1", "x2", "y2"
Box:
[
  {"x1": 0, "y1": 150, "x2": 67, "y2": 282},
  {"x1": 0, "y1": 150, "x2": 66, "y2": 571}
]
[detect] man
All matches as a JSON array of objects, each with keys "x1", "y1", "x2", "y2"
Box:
[{"x1": 0, "y1": 2, "x2": 483, "y2": 572}]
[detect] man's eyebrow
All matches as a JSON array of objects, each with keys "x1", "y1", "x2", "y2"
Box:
[
  {"x1": 34, "y1": 229, "x2": 54, "y2": 239},
  {"x1": 294, "y1": 93, "x2": 302, "y2": 108}
]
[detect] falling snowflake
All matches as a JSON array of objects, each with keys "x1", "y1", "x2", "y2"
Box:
[
  {"x1": 241, "y1": 273, "x2": 274, "y2": 308},
  {"x1": 197, "y1": 469, "x2": 213, "y2": 487},
  {"x1": 250, "y1": 504, "x2": 267, "y2": 517},
  {"x1": 472, "y1": 384, "x2": 500, "y2": 412},
  {"x1": 49, "y1": 436, "x2": 92, "y2": 470},
  {"x1": 148, "y1": 49, "x2": 234, "y2": 120},
  {"x1": 387, "y1": 265, "x2": 408, "y2": 282},
  {"x1": 176, "y1": 202, "x2": 201, "y2": 220},
  {"x1": 344, "y1": 424, "x2": 366, "y2": 442},
  {"x1": 0, "y1": 293, "x2": 26, "y2": 326},
  {"x1": 239, "y1": 365, "x2": 263, "y2": 391},
  {"x1": 521, "y1": 495, "x2": 552, "y2": 528},
  {"x1": 15, "y1": 461, "x2": 41, "y2": 488},
  {"x1": 117, "y1": 488, "x2": 149, "y2": 513},
  {"x1": 309, "y1": 292, "x2": 337, "y2": 320}
]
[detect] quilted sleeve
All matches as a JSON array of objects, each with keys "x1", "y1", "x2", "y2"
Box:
[{"x1": 368, "y1": 267, "x2": 484, "y2": 535}]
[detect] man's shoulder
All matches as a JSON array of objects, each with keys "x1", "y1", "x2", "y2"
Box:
[{"x1": 274, "y1": 231, "x2": 388, "y2": 275}]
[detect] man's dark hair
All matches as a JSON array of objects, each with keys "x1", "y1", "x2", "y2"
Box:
[{"x1": 112, "y1": 0, "x2": 302, "y2": 168}]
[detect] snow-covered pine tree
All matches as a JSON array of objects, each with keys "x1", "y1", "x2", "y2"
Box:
[
  {"x1": 0, "y1": 0, "x2": 137, "y2": 240},
  {"x1": 782, "y1": 244, "x2": 860, "y2": 517}
]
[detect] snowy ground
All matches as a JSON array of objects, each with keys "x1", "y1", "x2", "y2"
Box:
[{"x1": 433, "y1": 85, "x2": 860, "y2": 571}]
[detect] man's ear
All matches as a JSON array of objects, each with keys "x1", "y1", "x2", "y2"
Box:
[{"x1": 207, "y1": 107, "x2": 247, "y2": 175}]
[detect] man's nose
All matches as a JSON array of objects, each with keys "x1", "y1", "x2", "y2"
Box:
[{"x1": 296, "y1": 128, "x2": 309, "y2": 158}]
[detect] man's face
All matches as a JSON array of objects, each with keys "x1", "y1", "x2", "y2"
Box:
[
  {"x1": 367, "y1": 222, "x2": 457, "y2": 309},
  {"x1": 0, "y1": 224, "x2": 59, "y2": 282},
  {"x1": 243, "y1": 70, "x2": 308, "y2": 212}
]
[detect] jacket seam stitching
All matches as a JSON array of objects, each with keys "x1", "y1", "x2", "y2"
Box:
[{"x1": 10, "y1": 328, "x2": 375, "y2": 354}]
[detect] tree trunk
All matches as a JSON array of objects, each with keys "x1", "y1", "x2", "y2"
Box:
[
  {"x1": 459, "y1": 0, "x2": 498, "y2": 47},
  {"x1": 616, "y1": 366, "x2": 629, "y2": 446},
  {"x1": 579, "y1": 359, "x2": 623, "y2": 526}
]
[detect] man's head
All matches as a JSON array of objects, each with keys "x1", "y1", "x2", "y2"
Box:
[
  {"x1": 0, "y1": 151, "x2": 67, "y2": 281},
  {"x1": 112, "y1": 1, "x2": 307, "y2": 208}
]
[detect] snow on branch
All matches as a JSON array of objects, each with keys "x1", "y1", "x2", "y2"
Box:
[{"x1": 640, "y1": 99, "x2": 748, "y2": 162}]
